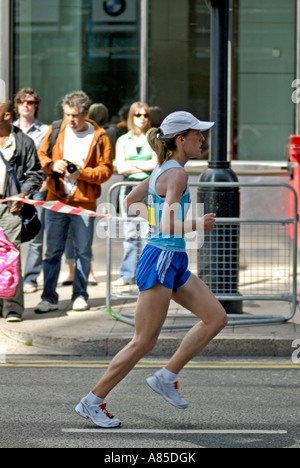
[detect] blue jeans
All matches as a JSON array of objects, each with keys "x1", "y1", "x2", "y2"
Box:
[
  {"x1": 42, "y1": 210, "x2": 95, "y2": 304},
  {"x1": 64, "y1": 225, "x2": 94, "y2": 264},
  {"x1": 119, "y1": 218, "x2": 148, "y2": 283},
  {"x1": 23, "y1": 190, "x2": 46, "y2": 286}
]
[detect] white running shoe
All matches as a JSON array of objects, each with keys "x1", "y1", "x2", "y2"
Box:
[
  {"x1": 146, "y1": 373, "x2": 188, "y2": 409},
  {"x1": 72, "y1": 297, "x2": 89, "y2": 311},
  {"x1": 35, "y1": 300, "x2": 58, "y2": 314},
  {"x1": 112, "y1": 278, "x2": 130, "y2": 287},
  {"x1": 75, "y1": 399, "x2": 121, "y2": 428}
]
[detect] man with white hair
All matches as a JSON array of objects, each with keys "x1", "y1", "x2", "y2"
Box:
[{"x1": 36, "y1": 91, "x2": 113, "y2": 313}]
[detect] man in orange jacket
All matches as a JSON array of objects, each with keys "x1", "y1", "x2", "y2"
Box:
[{"x1": 36, "y1": 91, "x2": 113, "y2": 313}]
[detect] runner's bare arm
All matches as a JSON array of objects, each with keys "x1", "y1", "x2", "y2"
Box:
[{"x1": 124, "y1": 177, "x2": 150, "y2": 220}]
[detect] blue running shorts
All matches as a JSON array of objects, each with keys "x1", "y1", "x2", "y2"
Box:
[{"x1": 136, "y1": 244, "x2": 191, "y2": 292}]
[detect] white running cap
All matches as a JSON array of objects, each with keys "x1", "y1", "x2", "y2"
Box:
[{"x1": 158, "y1": 111, "x2": 214, "y2": 138}]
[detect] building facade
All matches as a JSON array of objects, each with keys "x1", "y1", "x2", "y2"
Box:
[{"x1": 0, "y1": 0, "x2": 298, "y2": 161}]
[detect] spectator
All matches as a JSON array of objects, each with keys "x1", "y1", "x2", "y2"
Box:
[
  {"x1": 88, "y1": 103, "x2": 118, "y2": 157},
  {"x1": 36, "y1": 91, "x2": 113, "y2": 313},
  {"x1": 0, "y1": 99, "x2": 43, "y2": 322},
  {"x1": 13, "y1": 87, "x2": 49, "y2": 294},
  {"x1": 13, "y1": 88, "x2": 49, "y2": 149},
  {"x1": 149, "y1": 106, "x2": 165, "y2": 128},
  {"x1": 63, "y1": 102, "x2": 121, "y2": 287},
  {"x1": 62, "y1": 103, "x2": 118, "y2": 287},
  {"x1": 115, "y1": 103, "x2": 130, "y2": 137},
  {"x1": 113, "y1": 101, "x2": 157, "y2": 286}
]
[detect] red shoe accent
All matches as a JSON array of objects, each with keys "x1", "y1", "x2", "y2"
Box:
[{"x1": 100, "y1": 403, "x2": 114, "y2": 419}]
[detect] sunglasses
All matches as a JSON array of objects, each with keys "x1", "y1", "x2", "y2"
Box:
[
  {"x1": 18, "y1": 99, "x2": 36, "y2": 106},
  {"x1": 134, "y1": 113, "x2": 149, "y2": 118}
]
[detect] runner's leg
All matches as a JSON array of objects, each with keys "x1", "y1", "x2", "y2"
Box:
[
  {"x1": 92, "y1": 283, "x2": 172, "y2": 398},
  {"x1": 166, "y1": 273, "x2": 227, "y2": 374}
]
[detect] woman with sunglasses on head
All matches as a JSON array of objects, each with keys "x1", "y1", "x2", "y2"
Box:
[
  {"x1": 113, "y1": 101, "x2": 158, "y2": 287},
  {"x1": 75, "y1": 111, "x2": 228, "y2": 428}
]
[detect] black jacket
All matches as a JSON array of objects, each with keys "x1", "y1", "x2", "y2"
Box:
[{"x1": 3, "y1": 126, "x2": 43, "y2": 198}]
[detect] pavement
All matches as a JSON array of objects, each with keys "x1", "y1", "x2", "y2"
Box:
[{"x1": 0, "y1": 264, "x2": 300, "y2": 358}]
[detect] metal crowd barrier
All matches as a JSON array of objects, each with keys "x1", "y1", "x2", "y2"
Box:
[{"x1": 102, "y1": 181, "x2": 299, "y2": 328}]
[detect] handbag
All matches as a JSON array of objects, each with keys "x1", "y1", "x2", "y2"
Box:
[
  {"x1": 0, "y1": 151, "x2": 41, "y2": 243},
  {"x1": 0, "y1": 227, "x2": 20, "y2": 299}
]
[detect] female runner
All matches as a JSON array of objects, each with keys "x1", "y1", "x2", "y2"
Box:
[{"x1": 75, "y1": 111, "x2": 228, "y2": 427}]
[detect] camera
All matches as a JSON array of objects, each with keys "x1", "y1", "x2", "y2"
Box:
[{"x1": 64, "y1": 160, "x2": 78, "y2": 174}]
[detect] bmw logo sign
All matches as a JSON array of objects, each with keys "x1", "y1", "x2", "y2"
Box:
[{"x1": 103, "y1": 0, "x2": 126, "y2": 17}]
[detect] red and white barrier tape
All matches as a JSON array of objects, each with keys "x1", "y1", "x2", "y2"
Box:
[{"x1": 0, "y1": 197, "x2": 109, "y2": 218}]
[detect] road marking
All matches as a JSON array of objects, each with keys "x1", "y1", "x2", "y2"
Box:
[
  {"x1": 0, "y1": 359, "x2": 299, "y2": 369},
  {"x1": 62, "y1": 428, "x2": 287, "y2": 435}
]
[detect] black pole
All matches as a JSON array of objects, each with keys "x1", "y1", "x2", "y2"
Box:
[
  {"x1": 198, "y1": 0, "x2": 242, "y2": 314},
  {"x1": 210, "y1": 0, "x2": 228, "y2": 165}
]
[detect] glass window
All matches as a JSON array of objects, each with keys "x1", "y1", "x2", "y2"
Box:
[
  {"x1": 233, "y1": 0, "x2": 296, "y2": 161},
  {"x1": 13, "y1": 0, "x2": 140, "y2": 124},
  {"x1": 82, "y1": 0, "x2": 140, "y2": 118},
  {"x1": 148, "y1": 0, "x2": 211, "y2": 121},
  {"x1": 13, "y1": 0, "x2": 296, "y2": 162}
]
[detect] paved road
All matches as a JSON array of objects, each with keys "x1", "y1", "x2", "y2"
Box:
[{"x1": 0, "y1": 357, "x2": 299, "y2": 450}]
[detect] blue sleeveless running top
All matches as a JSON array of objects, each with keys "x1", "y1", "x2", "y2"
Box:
[{"x1": 147, "y1": 160, "x2": 191, "y2": 252}]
